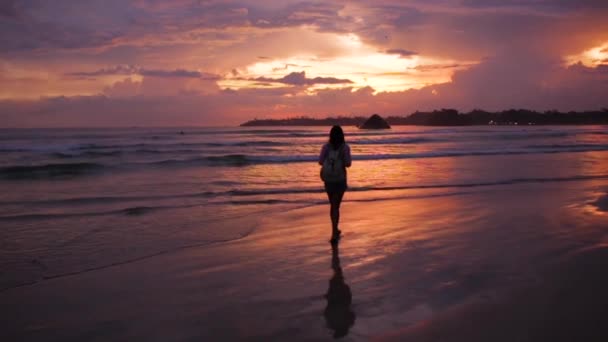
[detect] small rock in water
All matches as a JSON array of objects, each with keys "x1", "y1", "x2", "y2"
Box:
[{"x1": 359, "y1": 114, "x2": 391, "y2": 129}]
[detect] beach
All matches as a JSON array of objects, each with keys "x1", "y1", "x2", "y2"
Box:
[
  {"x1": 2, "y1": 126, "x2": 608, "y2": 340},
  {"x1": 3, "y1": 180, "x2": 608, "y2": 340}
]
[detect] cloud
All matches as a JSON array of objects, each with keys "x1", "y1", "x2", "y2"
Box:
[
  {"x1": 101, "y1": 73, "x2": 221, "y2": 98},
  {"x1": 254, "y1": 71, "x2": 353, "y2": 85},
  {"x1": 3, "y1": 54, "x2": 607, "y2": 128},
  {"x1": 385, "y1": 48, "x2": 418, "y2": 57},
  {"x1": 66, "y1": 66, "x2": 220, "y2": 79},
  {"x1": 350, "y1": 1, "x2": 608, "y2": 61},
  {"x1": 0, "y1": 1, "x2": 350, "y2": 54},
  {"x1": 249, "y1": 2, "x2": 352, "y2": 32},
  {"x1": 460, "y1": 0, "x2": 608, "y2": 11},
  {"x1": 0, "y1": 0, "x2": 18, "y2": 18},
  {"x1": 412, "y1": 63, "x2": 469, "y2": 71},
  {"x1": 66, "y1": 65, "x2": 139, "y2": 77},
  {"x1": 271, "y1": 63, "x2": 303, "y2": 72},
  {"x1": 5, "y1": 47, "x2": 608, "y2": 127},
  {"x1": 139, "y1": 68, "x2": 219, "y2": 79},
  {"x1": 102, "y1": 78, "x2": 141, "y2": 97},
  {"x1": 1, "y1": 0, "x2": 606, "y2": 59}
]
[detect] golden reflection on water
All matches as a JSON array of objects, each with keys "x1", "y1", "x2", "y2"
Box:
[
  {"x1": 243, "y1": 184, "x2": 482, "y2": 273},
  {"x1": 565, "y1": 150, "x2": 608, "y2": 217}
]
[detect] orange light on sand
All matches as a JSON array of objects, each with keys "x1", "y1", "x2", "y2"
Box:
[{"x1": 565, "y1": 42, "x2": 608, "y2": 67}]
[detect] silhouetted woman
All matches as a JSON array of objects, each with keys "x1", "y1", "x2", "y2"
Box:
[{"x1": 319, "y1": 125, "x2": 352, "y2": 243}]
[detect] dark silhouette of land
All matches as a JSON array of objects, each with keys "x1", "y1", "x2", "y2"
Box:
[{"x1": 240, "y1": 109, "x2": 608, "y2": 126}]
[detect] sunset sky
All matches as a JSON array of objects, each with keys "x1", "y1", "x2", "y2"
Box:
[{"x1": 1, "y1": 0, "x2": 607, "y2": 127}]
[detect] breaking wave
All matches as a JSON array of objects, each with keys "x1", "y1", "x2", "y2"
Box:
[{"x1": 0, "y1": 163, "x2": 104, "y2": 179}]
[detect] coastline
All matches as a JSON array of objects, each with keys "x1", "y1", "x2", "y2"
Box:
[{"x1": 240, "y1": 109, "x2": 608, "y2": 127}]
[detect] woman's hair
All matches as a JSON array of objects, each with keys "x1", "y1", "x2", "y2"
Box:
[{"x1": 328, "y1": 125, "x2": 345, "y2": 149}]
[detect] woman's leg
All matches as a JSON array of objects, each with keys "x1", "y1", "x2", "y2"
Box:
[
  {"x1": 326, "y1": 191, "x2": 336, "y2": 232},
  {"x1": 329, "y1": 190, "x2": 345, "y2": 236}
]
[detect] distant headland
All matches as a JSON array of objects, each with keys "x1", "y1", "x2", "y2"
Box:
[{"x1": 240, "y1": 109, "x2": 608, "y2": 126}]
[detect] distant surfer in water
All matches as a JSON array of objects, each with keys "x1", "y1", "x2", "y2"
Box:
[{"x1": 319, "y1": 125, "x2": 352, "y2": 244}]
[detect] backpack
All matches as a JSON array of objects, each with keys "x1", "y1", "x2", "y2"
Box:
[{"x1": 320, "y1": 144, "x2": 346, "y2": 182}]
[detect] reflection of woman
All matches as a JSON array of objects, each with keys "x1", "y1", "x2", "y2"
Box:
[
  {"x1": 324, "y1": 244, "x2": 356, "y2": 339},
  {"x1": 319, "y1": 125, "x2": 352, "y2": 243}
]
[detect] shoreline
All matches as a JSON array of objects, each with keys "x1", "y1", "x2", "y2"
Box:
[{"x1": 3, "y1": 182, "x2": 608, "y2": 340}]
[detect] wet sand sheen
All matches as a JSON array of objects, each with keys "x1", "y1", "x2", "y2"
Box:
[
  {"x1": 3, "y1": 182, "x2": 608, "y2": 341},
  {"x1": 378, "y1": 245, "x2": 608, "y2": 342}
]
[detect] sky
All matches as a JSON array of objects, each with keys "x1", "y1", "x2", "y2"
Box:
[{"x1": 1, "y1": 0, "x2": 608, "y2": 127}]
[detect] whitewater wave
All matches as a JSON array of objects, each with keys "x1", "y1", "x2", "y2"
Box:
[
  {"x1": 224, "y1": 174, "x2": 608, "y2": 197},
  {"x1": 53, "y1": 151, "x2": 123, "y2": 158},
  {"x1": 525, "y1": 143, "x2": 608, "y2": 150},
  {"x1": 2, "y1": 174, "x2": 608, "y2": 221},
  {"x1": 0, "y1": 162, "x2": 104, "y2": 179},
  {"x1": 5, "y1": 143, "x2": 608, "y2": 179},
  {"x1": 146, "y1": 145, "x2": 608, "y2": 167},
  {"x1": 350, "y1": 137, "x2": 438, "y2": 145}
]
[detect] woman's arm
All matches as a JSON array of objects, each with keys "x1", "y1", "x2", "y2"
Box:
[
  {"x1": 318, "y1": 144, "x2": 328, "y2": 165},
  {"x1": 343, "y1": 144, "x2": 352, "y2": 167}
]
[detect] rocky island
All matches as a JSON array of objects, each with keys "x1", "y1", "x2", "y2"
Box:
[{"x1": 358, "y1": 114, "x2": 391, "y2": 129}]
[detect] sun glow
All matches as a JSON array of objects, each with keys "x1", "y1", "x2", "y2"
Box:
[
  {"x1": 219, "y1": 33, "x2": 471, "y2": 93},
  {"x1": 565, "y1": 42, "x2": 608, "y2": 67}
]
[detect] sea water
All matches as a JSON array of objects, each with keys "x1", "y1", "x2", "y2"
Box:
[{"x1": 2, "y1": 125, "x2": 608, "y2": 291}]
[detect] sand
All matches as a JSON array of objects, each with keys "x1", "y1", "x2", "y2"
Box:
[{"x1": 3, "y1": 182, "x2": 608, "y2": 341}]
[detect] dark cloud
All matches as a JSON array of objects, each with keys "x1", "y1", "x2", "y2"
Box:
[
  {"x1": 66, "y1": 66, "x2": 220, "y2": 79},
  {"x1": 0, "y1": 1, "x2": 251, "y2": 52},
  {"x1": 412, "y1": 63, "x2": 473, "y2": 71},
  {"x1": 460, "y1": 0, "x2": 608, "y2": 11},
  {"x1": 271, "y1": 63, "x2": 304, "y2": 72},
  {"x1": 1, "y1": 0, "x2": 606, "y2": 57},
  {"x1": 353, "y1": 5, "x2": 427, "y2": 47},
  {"x1": 139, "y1": 68, "x2": 219, "y2": 79},
  {"x1": 0, "y1": 0, "x2": 18, "y2": 18},
  {"x1": 0, "y1": 1, "x2": 130, "y2": 53},
  {"x1": 66, "y1": 65, "x2": 138, "y2": 77},
  {"x1": 0, "y1": 22, "x2": 121, "y2": 52},
  {"x1": 252, "y1": 82, "x2": 274, "y2": 87},
  {"x1": 568, "y1": 62, "x2": 608, "y2": 75},
  {"x1": 385, "y1": 48, "x2": 418, "y2": 57},
  {"x1": 254, "y1": 71, "x2": 353, "y2": 85},
  {"x1": 245, "y1": 1, "x2": 362, "y2": 34},
  {"x1": 427, "y1": 52, "x2": 608, "y2": 111},
  {"x1": 350, "y1": 1, "x2": 608, "y2": 60}
]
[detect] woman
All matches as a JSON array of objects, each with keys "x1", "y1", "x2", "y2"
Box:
[{"x1": 319, "y1": 125, "x2": 352, "y2": 243}]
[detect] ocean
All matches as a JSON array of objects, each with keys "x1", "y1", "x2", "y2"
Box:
[{"x1": 2, "y1": 125, "x2": 608, "y2": 292}]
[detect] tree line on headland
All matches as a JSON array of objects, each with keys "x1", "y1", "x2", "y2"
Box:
[{"x1": 240, "y1": 108, "x2": 608, "y2": 126}]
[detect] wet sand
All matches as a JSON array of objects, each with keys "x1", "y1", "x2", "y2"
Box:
[
  {"x1": 3, "y1": 182, "x2": 608, "y2": 341},
  {"x1": 378, "y1": 245, "x2": 608, "y2": 342}
]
